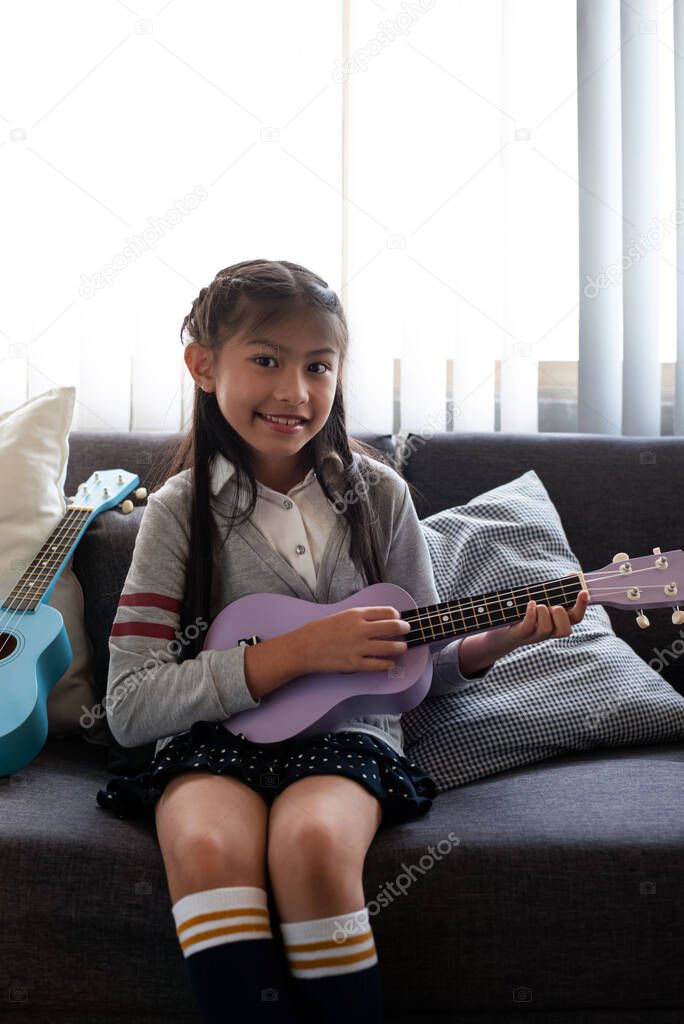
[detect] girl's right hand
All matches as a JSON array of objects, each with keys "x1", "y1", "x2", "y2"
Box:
[{"x1": 296, "y1": 606, "x2": 411, "y2": 675}]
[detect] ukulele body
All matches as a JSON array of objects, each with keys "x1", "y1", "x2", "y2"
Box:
[
  {"x1": 0, "y1": 467, "x2": 140, "y2": 776},
  {"x1": 205, "y1": 582, "x2": 433, "y2": 744},
  {"x1": 0, "y1": 604, "x2": 72, "y2": 775}
]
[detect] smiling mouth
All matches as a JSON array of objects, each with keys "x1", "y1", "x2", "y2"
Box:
[{"x1": 256, "y1": 412, "x2": 308, "y2": 423}]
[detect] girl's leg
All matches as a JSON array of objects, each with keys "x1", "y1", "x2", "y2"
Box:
[
  {"x1": 155, "y1": 770, "x2": 298, "y2": 1024},
  {"x1": 267, "y1": 775, "x2": 385, "y2": 1024}
]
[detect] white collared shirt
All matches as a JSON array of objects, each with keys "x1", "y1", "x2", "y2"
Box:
[{"x1": 210, "y1": 453, "x2": 338, "y2": 595}]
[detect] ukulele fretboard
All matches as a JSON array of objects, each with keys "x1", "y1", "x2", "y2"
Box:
[
  {"x1": 2, "y1": 509, "x2": 91, "y2": 612},
  {"x1": 400, "y1": 573, "x2": 584, "y2": 647}
]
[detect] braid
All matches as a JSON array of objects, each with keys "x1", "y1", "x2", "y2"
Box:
[{"x1": 180, "y1": 286, "x2": 210, "y2": 346}]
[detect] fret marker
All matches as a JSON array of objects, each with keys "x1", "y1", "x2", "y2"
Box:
[
  {"x1": 506, "y1": 600, "x2": 513, "y2": 607},
  {"x1": 477, "y1": 606, "x2": 484, "y2": 613},
  {"x1": 442, "y1": 615, "x2": 449, "y2": 622}
]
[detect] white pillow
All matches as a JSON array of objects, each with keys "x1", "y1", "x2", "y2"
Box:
[{"x1": 0, "y1": 386, "x2": 104, "y2": 745}]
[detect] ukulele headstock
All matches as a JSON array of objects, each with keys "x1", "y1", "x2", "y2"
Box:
[
  {"x1": 66, "y1": 470, "x2": 142, "y2": 515},
  {"x1": 586, "y1": 547, "x2": 684, "y2": 628}
]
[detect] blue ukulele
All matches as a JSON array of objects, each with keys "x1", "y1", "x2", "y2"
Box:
[{"x1": 0, "y1": 470, "x2": 141, "y2": 776}]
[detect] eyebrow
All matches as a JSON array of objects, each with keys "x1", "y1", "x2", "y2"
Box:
[{"x1": 244, "y1": 338, "x2": 338, "y2": 357}]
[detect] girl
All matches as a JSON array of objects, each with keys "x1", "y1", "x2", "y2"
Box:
[{"x1": 96, "y1": 259, "x2": 588, "y2": 1024}]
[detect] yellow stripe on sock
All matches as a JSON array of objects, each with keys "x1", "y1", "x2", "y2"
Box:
[
  {"x1": 287, "y1": 943, "x2": 378, "y2": 971},
  {"x1": 180, "y1": 921, "x2": 272, "y2": 953},
  {"x1": 177, "y1": 906, "x2": 272, "y2": 952},
  {"x1": 285, "y1": 928, "x2": 375, "y2": 954},
  {"x1": 176, "y1": 905, "x2": 270, "y2": 936},
  {"x1": 284, "y1": 928, "x2": 378, "y2": 973}
]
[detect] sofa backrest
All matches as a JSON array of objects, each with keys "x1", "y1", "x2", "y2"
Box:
[
  {"x1": 64, "y1": 431, "x2": 398, "y2": 499},
  {"x1": 64, "y1": 429, "x2": 684, "y2": 692}
]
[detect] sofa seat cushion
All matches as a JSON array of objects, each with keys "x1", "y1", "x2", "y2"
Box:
[
  {"x1": 3, "y1": 736, "x2": 683, "y2": 1018},
  {"x1": 368, "y1": 739, "x2": 684, "y2": 1013}
]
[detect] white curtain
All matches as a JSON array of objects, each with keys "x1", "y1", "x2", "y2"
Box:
[
  {"x1": 578, "y1": 0, "x2": 675, "y2": 435},
  {"x1": 0, "y1": 1, "x2": 677, "y2": 436}
]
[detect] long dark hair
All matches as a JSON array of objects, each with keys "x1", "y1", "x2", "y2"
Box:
[{"x1": 148, "y1": 259, "x2": 392, "y2": 662}]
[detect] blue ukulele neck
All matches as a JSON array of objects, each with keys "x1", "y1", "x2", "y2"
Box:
[
  {"x1": 2, "y1": 508, "x2": 97, "y2": 612},
  {"x1": 2, "y1": 469, "x2": 140, "y2": 613}
]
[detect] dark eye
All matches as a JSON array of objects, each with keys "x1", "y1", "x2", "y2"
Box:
[{"x1": 253, "y1": 356, "x2": 330, "y2": 374}]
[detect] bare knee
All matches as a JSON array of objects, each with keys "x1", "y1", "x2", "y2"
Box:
[
  {"x1": 268, "y1": 817, "x2": 362, "y2": 892},
  {"x1": 268, "y1": 822, "x2": 365, "y2": 922},
  {"x1": 171, "y1": 831, "x2": 266, "y2": 899},
  {"x1": 266, "y1": 778, "x2": 381, "y2": 922},
  {"x1": 155, "y1": 772, "x2": 269, "y2": 903}
]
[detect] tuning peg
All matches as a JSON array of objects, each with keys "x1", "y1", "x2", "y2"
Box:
[
  {"x1": 134, "y1": 486, "x2": 148, "y2": 501},
  {"x1": 119, "y1": 499, "x2": 134, "y2": 515},
  {"x1": 672, "y1": 606, "x2": 684, "y2": 625},
  {"x1": 653, "y1": 547, "x2": 662, "y2": 555},
  {"x1": 613, "y1": 552, "x2": 630, "y2": 563},
  {"x1": 636, "y1": 610, "x2": 650, "y2": 629}
]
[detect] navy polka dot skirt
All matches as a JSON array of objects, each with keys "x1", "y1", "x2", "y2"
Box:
[{"x1": 96, "y1": 721, "x2": 437, "y2": 828}]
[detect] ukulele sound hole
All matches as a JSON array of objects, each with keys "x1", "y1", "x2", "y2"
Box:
[{"x1": 0, "y1": 633, "x2": 18, "y2": 661}]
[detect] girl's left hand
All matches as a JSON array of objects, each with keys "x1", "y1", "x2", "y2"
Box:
[{"x1": 504, "y1": 587, "x2": 589, "y2": 651}]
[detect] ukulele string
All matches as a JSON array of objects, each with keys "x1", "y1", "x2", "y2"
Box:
[
  {"x1": 580, "y1": 563, "x2": 677, "y2": 592},
  {"x1": 0, "y1": 509, "x2": 85, "y2": 658},
  {"x1": 399, "y1": 565, "x2": 676, "y2": 637},
  {"x1": 583, "y1": 583, "x2": 673, "y2": 592},
  {"x1": 399, "y1": 580, "x2": 581, "y2": 636},
  {"x1": 0, "y1": 508, "x2": 86, "y2": 625},
  {"x1": 584, "y1": 566, "x2": 671, "y2": 580},
  {"x1": 0, "y1": 509, "x2": 86, "y2": 659},
  {"x1": 400, "y1": 561, "x2": 674, "y2": 623},
  {"x1": 0, "y1": 510, "x2": 82, "y2": 655}
]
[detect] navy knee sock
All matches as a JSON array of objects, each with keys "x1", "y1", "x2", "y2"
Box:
[
  {"x1": 171, "y1": 885, "x2": 298, "y2": 1023},
  {"x1": 279, "y1": 907, "x2": 384, "y2": 1024}
]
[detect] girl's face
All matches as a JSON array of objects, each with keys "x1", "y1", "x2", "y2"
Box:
[{"x1": 184, "y1": 313, "x2": 340, "y2": 492}]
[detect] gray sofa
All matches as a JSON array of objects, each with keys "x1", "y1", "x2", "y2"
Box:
[{"x1": 3, "y1": 428, "x2": 684, "y2": 1024}]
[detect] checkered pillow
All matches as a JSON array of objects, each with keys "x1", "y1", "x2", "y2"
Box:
[{"x1": 401, "y1": 469, "x2": 684, "y2": 792}]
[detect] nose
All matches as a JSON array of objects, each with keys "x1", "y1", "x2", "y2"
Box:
[{"x1": 272, "y1": 366, "x2": 309, "y2": 407}]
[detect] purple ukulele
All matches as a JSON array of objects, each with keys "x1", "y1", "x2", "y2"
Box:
[{"x1": 201, "y1": 547, "x2": 684, "y2": 744}]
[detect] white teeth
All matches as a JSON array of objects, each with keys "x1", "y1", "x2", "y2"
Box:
[{"x1": 261, "y1": 414, "x2": 304, "y2": 425}]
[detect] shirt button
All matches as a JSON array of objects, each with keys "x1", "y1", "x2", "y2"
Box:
[
  {"x1": 283, "y1": 499, "x2": 293, "y2": 509},
  {"x1": 295, "y1": 544, "x2": 306, "y2": 555}
]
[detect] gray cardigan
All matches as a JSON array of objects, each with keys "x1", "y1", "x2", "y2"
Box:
[{"x1": 105, "y1": 452, "x2": 487, "y2": 758}]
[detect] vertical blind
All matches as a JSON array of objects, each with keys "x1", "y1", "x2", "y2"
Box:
[
  {"x1": 578, "y1": 0, "x2": 670, "y2": 435},
  {"x1": 0, "y1": 1, "x2": 678, "y2": 437}
]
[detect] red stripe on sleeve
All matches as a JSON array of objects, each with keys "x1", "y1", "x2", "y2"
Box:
[
  {"x1": 111, "y1": 622, "x2": 177, "y2": 640},
  {"x1": 118, "y1": 593, "x2": 182, "y2": 613}
]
